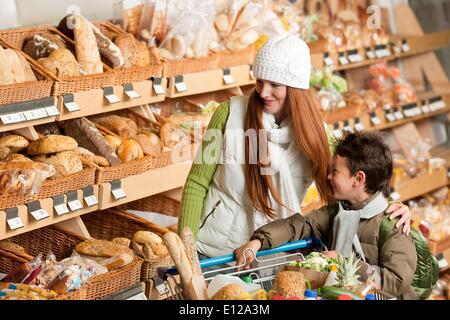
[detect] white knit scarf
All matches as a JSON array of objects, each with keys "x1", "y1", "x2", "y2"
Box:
[{"x1": 259, "y1": 112, "x2": 301, "y2": 218}]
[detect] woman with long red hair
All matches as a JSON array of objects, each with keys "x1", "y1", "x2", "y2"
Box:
[{"x1": 179, "y1": 34, "x2": 411, "y2": 259}]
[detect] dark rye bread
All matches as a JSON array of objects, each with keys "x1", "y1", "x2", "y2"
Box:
[{"x1": 62, "y1": 117, "x2": 120, "y2": 166}]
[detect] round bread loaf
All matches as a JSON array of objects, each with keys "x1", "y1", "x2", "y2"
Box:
[{"x1": 27, "y1": 135, "x2": 78, "y2": 155}]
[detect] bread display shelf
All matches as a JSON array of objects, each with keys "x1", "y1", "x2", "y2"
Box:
[
  {"x1": 166, "y1": 64, "x2": 255, "y2": 98},
  {"x1": 311, "y1": 30, "x2": 450, "y2": 71},
  {"x1": 0, "y1": 185, "x2": 99, "y2": 240},
  {"x1": 57, "y1": 79, "x2": 167, "y2": 121},
  {"x1": 395, "y1": 168, "x2": 449, "y2": 202},
  {"x1": 429, "y1": 235, "x2": 450, "y2": 256},
  {"x1": 324, "y1": 93, "x2": 450, "y2": 133},
  {"x1": 98, "y1": 162, "x2": 191, "y2": 210}
]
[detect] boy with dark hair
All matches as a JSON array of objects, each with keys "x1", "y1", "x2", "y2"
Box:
[{"x1": 235, "y1": 131, "x2": 419, "y2": 299}]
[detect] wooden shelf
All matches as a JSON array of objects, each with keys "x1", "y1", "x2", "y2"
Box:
[
  {"x1": 98, "y1": 162, "x2": 192, "y2": 210},
  {"x1": 429, "y1": 235, "x2": 450, "y2": 256},
  {"x1": 395, "y1": 168, "x2": 449, "y2": 202},
  {"x1": 0, "y1": 185, "x2": 99, "y2": 240},
  {"x1": 312, "y1": 30, "x2": 450, "y2": 71},
  {"x1": 166, "y1": 65, "x2": 255, "y2": 98}
]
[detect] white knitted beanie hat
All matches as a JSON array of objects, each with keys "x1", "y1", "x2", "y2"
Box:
[{"x1": 253, "y1": 34, "x2": 311, "y2": 89}]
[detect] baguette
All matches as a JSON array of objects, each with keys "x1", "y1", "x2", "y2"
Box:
[
  {"x1": 179, "y1": 227, "x2": 201, "y2": 276},
  {"x1": 163, "y1": 232, "x2": 193, "y2": 291}
]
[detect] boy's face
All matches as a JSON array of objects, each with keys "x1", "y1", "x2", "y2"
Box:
[{"x1": 328, "y1": 155, "x2": 357, "y2": 200}]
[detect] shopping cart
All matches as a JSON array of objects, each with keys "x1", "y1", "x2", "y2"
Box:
[
  {"x1": 155, "y1": 237, "x2": 319, "y2": 300},
  {"x1": 154, "y1": 237, "x2": 395, "y2": 300}
]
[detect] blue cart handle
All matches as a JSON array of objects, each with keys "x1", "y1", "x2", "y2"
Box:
[{"x1": 158, "y1": 237, "x2": 322, "y2": 278}]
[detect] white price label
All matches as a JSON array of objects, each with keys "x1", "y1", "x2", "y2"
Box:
[
  {"x1": 438, "y1": 258, "x2": 448, "y2": 269},
  {"x1": 366, "y1": 51, "x2": 376, "y2": 59},
  {"x1": 30, "y1": 209, "x2": 49, "y2": 221},
  {"x1": 65, "y1": 101, "x2": 80, "y2": 112},
  {"x1": 394, "y1": 111, "x2": 404, "y2": 120},
  {"x1": 375, "y1": 49, "x2": 390, "y2": 58},
  {"x1": 84, "y1": 195, "x2": 98, "y2": 207},
  {"x1": 54, "y1": 203, "x2": 69, "y2": 216},
  {"x1": 125, "y1": 90, "x2": 141, "y2": 99},
  {"x1": 127, "y1": 293, "x2": 148, "y2": 300},
  {"x1": 386, "y1": 113, "x2": 396, "y2": 122},
  {"x1": 45, "y1": 105, "x2": 59, "y2": 116},
  {"x1": 153, "y1": 84, "x2": 165, "y2": 95},
  {"x1": 430, "y1": 101, "x2": 446, "y2": 111},
  {"x1": 421, "y1": 105, "x2": 431, "y2": 113},
  {"x1": 402, "y1": 43, "x2": 411, "y2": 52},
  {"x1": 105, "y1": 94, "x2": 120, "y2": 104},
  {"x1": 175, "y1": 81, "x2": 187, "y2": 93},
  {"x1": 7, "y1": 217, "x2": 24, "y2": 230},
  {"x1": 333, "y1": 129, "x2": 343, "y2": 139},
  {"x1": 354, "y1": 123, "x2": 365, "y2": 132},
  {"x1": 324, "y1": 57, "x2": 334, "y2": 66},
  {"x1": 223, "y1": 74, "x2": 235, "y2": 85},
  {"x1": 112, "y1": 188, "x2": 126, "y2": 200},
  {"x1": 371, "y1": 117, "x2": 382, "y2": 126},
  {"x1": 338, "y1": 56, "x2": 349, "y2": 65},
  {"x1": 348, "y1": 54, "x2": 363, "y2": 63},
  {"x1": 343, "y1": 126, "x2": 354, "y2": 133},
  {"x1": 403, "y1": 109, "x2": 415, "y2": 117},
  {"x1": 68, "y1": 199, "x2": 83, "y2": 211},
  {"x1": 1, "y1": 112, "x2": 26, "y2": 124},
  {"x1": 23, "y1": 108, "x2": 48, "y2": 121},
  {"x1": 390, "y1": 192, "x2": 401, "y2": 201}
]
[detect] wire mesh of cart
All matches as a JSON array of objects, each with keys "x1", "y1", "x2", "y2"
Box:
[{"x1": 154, "y1": 237, "x2": 396, "y2": 300}]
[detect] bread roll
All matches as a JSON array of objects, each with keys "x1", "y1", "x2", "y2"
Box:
[
  {"x1": 273, "y1": 271, "x2": 305, "y2": 299},
  {"x1": 112, "y1": 237, "x2": 131, "y2": 247},
  {"x1": 27, "y1": 135, "x2": 78, "y2": 155},
  {"x1": 22, "y1": 34, "x2": 67, "y2": 60},
  {"x1": 117, "y1": 139, "x2": 144, "y2": 163},
  {"x1": 93, "y1": 115, "x2": 138, "y2": 139},
  {"x1": 79, "y1": 153, "x2": 110, "y2": 167},
  {"x1": 38, "y1": 48, "x2": 80, "y2": 78},
  {"x1": 72, "y1": 15, "x2": 103, "y2": 74},
  {"x1": 0, "y1": 135, "x2": 29, "y2": 152},
  {"x1": 34, "y1": 151, "x2": 82, "y2": 178},
  {"x1": 75, "y1": 238, "x2": 134, "y2": 258},
  {"x1": 132, "y1": 231, "x2": 162, "y2": 245},
  {"x1": 133, "y1": 133, "x2": 162, "y2": 155},
  {"x1": 104, "y1": 135, "x2": 122, "y2": 149},
  {"x1": 0, "y1": 46, "x2": 14, "y2": 85},
  {"x1": 114, "y1": 33, "x2": 150, "y2": 68},
  {"x1": 212, "y1": 284, "x2": 249, "y2": 300},
  {"x1": 4, "y1": 154, "x2": 32, "y2": 162},
  {"x1": 163, "y1": 232, "x2": 193, "y2": 290}
]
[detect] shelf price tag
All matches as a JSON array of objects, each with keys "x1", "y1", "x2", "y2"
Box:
[
  {"x1": 354, "y1": 118, "x2": 365, "y2": 131},
  {"x1": 23, "y1": 108, "x2": 48, "y2": 121},
  {"x1": 174, "y1": 75, "x2": 188, "y2": 93},
  {"x1": 45, "y1": 105, "x2": 59, "y2": 116},
  {"x1": 103, "y1": 86, "x2": 120, "y2": 104},
  {"x1": 429, "y1": 97, "x2": 446, "y2": 112},
  {"x1": 222, "y1": 68, "x2": 235, "y2": 85},
  {"x1": 369, "y1": 112, "x2": 382, "y2": 126},
  {"x1": 152, "y1": 77, "x2": 166, "y2": 95},
  {"x1": 323, "y1": 52, "x2": 334, "y2": 67},
  {"x1": 63, "y1": 94, "x2": 80, "y2": 112},
  {"x1": 124, "y1": 83, "x2": 141, "y2": 100},
  {"x1": 402, "y1": 103, "x2": 421, "y2": 117},
  {"x1": 6, "y1": 208, "x2": 24, "y2": 231},
  {"x1": 343, "y1": 120, "x2": 353, "y2": 133},
  {"x1": 83, "y1": 186, "x2": 98, "y2": 207},
  {"x1": 27, "y1": 201, "x2": 49, "y2": 221},
  {"x1": 393, "y1": 107, "x2": 404, "y2": 120},
  {"x1": 338, "y1": 52, "x2": 349, "y2": 65},
  {"x1": 332, "y1": 123, "x2": 343, "y2": 139},
  {"x1": 0, "y1": 112, "x2": 26, "y2": 125},
  {"x1": 385, "y1": 111, "x2": 396, "y2": 123},
  {"x1": 53, "y1": 194, "x2": 69, "y2": 216},
  {"x1": 347, "y1": 49, "x2": 363, "y2": 63},
  {"x1": 375, "y1": 45, "x2": 390, "y2": 58},
  {"x1": 365, "y1": 47, "x2": 376, "y2": 60},
  {"x1": 67, "y1": 191, "x2": 83, "y2": 212},
  {"x1": 401, "y1": 39, "x2": 410, "y2": 53},
  {"x1": 111, "y1": 180, "x2": 127, "y2": 200}
]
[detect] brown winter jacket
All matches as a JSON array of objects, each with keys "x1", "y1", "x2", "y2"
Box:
[{"x1": 251, "y1": 202, "x2": 419, "y2": 300}]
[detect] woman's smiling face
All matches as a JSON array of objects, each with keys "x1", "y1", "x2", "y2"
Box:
[{"x1": 255, "y1": 79, "x2": 287, "y2": 115}]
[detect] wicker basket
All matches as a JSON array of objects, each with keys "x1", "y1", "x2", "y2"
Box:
[
  {"x1": 162, "y1": 53, "x2": 220, "y2": 78},
  {"x1": 95, "y1": 151, "x2": 171, "y2": 184},
  {"x1": 92, "y1": 21, "x2": 163, "y2": 85},
  {"x1": 81, "y1": 209, "x2": 173, "y2": 282},
  {"x1": 217, "y1": 46, "x2": 256, "y2": 69},
  {"x1": 0, "y1": 166, "x2": 96, "y2": 211},
  {"x1": 0, "y1": 40, "x2": 53, "y2": 105},
  {"x1": 0, "y1": 225, "x2": 143, "y2": 300},
  {"x1": 127, "y1": 194, "x2": 180, "y2": 217},
  {"x1": 0, "y1": 26, "x2": 115, "y2": 95}
]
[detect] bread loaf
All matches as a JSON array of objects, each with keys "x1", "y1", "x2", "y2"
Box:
[
  {"x1": 14, "y1": 50, "x2": 37, "y2": 81},
  {"x1": 133, "y1": 133, "x2": 162, "y2": 155},
  {"x1": 34, "y1": 154, "x2": 67, "y2": 178},
  {"x1": 163, "y1": 232, "x2": 193, "y2": 290},
  {"x1": 114, "y1": 33, "x2": 150, "y2": 68},
  {"x1": 22, "y1": 33, "x2": 67, "y2": 60},
  {"x1": 34, "y1": 150, "x2": 83, "y2": 178},
  {"x1": 4, "y1": 154, "x2": 32, "y2": 162},
  {"x1": 112, "y1": 237, "x2": 131, "y2": 247},
  {"x1": 92, "y1": 115, "x2": 138, "y2": 139},
  {"x1": 79, "y1": 153, "x2": 110, "y2": 167},
  {"x1": 4, "y1": 49, "x2": 25, "y2": 84},
  {"x1": 0, "y1": 146, "x2": 10, "y2": 160},
  {"x1": 0, "y1": 135, "x2": 29, "y2": 152},
  {"x1": 0, "y1": 46, "x2": 14, "y2": 85},
  {"x1": 72, "y1": 15, "x2": 103, "y2": 74},
  {"x1": 38, "y1": 48, "x2": 80, "y2": 77},
  {"x1": 132, "y1": 231, "x2": 162, "y2": 245},
  {"x1": 211, "y1": 284, "x2": 249, "y2": 300},
  {"x1": 117, "y1": 139, "x2": 144, "y2": 163},
  {"x1": 180, "y1": 227, "x2": 202, "y2": 276},
  {"x1": 273, "y1": 271, "x2": 305, "y2": 299},
  {"x1": 62, "y1": 117, "x2": 121, "y2": 166},
  {"x1": 75, "y1": 238, "x2": 134, "y2": 258},
  {"x1": 27, "y1": 135, "x2": 78, "y2": 155},
  {"x1": 35, "y1": 123, "x2": 63, "y2": 136}
]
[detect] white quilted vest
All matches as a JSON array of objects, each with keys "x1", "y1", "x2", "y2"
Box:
[{"x1": 196, "y1": 96, "x2": 313, "y2": 257}]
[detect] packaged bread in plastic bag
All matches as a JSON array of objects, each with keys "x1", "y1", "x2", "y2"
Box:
[
  {"x1": 113, "y1": 0, "x2": 144, "y2": 37},
  {"x1": 0, "y1": 161, "x2": 55, "y2": 195}
]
